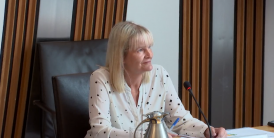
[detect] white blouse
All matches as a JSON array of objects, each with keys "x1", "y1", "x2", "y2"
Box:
[{"x1": 85, "y1": 64, "x2": 207, "y2": 138}]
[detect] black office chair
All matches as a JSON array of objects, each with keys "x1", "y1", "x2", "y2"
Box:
[
  {"x1": 25, "y1": 39, "x2": 108, "y2": 138},
  {"x1": 52, "y1": 72, "x2": 91, "y2": 138}
]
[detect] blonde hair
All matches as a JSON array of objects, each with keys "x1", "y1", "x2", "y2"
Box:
[{"x1": 105, "y1": 21, "x2": 154, "y2": 93}]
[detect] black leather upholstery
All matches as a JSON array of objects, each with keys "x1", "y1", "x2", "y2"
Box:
[
  {"x1": 52, "y1": 72, "x2": 91, "y2": 138},
  {"x1": 24, "y1": 39, "x2": 107, "y2": 138}
]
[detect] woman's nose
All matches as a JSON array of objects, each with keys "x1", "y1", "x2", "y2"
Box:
[{"x1": 145, "y1": 48, "x2": 153, "y2": 58}]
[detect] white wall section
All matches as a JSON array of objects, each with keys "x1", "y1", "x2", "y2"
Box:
[
  {"x1": 0, "y1": 0, "x2": 6, "y2": 52},
  {"x1": 264, "y1": 0, "x2": 274, "y2": 125},
  {"x1": 126, "y1": 0, "x2": 179, "y2": 92}
]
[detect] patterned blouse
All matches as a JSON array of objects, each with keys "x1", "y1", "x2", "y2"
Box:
[{"x1": 85, "y1": 64, "x2": 207, "y2": 138}]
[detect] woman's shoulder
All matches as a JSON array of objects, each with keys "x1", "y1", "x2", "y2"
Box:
[
  {"x1": 91, "y1": 67, "x2": 110, "y2": 79},
  {"x1": 151, "y1": 64, "x2": 170, "y2": 78},
  {"x1": 150, "y1": 64, "x2": 171, "y2": 84},
  {"x1": 151, "y1": 64, "x2": 166, "y2": 73}
]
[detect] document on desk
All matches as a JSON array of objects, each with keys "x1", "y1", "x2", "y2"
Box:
[
  {"x1": 178, "y1": 135, "x2": 195, "y2": 138},
  {"x1": 226, "y1": 127, "x2": 274, "y2": 138},
  {"x1": 178, "y1": 127, "x2": 274, "y2": 138}
]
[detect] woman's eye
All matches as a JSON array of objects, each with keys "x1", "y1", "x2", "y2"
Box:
[{"x1": 137, "y1": 49, "x2": 143, "y2": 52}]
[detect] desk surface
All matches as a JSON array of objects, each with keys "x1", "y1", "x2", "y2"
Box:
[
  {"x1": 174, "y1": 125, "x2": 274, "y2": 138},
  {"x1": 253, "y1": 125, "x2": 274, "y2": 132}
]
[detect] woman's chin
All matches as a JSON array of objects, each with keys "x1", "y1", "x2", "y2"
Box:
[{"x1": 144, "y1": 64, "x2": 153, "y2": 71}]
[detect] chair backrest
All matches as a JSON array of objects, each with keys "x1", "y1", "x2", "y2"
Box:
[
  {"x1": 25, "y1": 39, "x2": 108, "y2": 138},
  {"x1": 52, "y1": 72, "x2": 91, "y2": 138}
]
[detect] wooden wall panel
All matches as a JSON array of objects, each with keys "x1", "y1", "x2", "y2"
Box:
[
  {"x1": 181, "y1": 0, "x2": 191, "y2": 113},
  {"x1": 0, "y1": 0, "x2": 39, "y2": 137},
  {"x1": 0, "y1": 0, "x2": 127, "y2": 137},
  {"x1": 104, "y1": 0, "x2": 115, "y2": 38},
  {"x1": 0, "y1": 0, "x2": 17, "y2": 136},
  {"x1": 191, "y1": 0, "x2": 200, "y2": 118},
  {"x1": 74, "y1": 0, "x2": 127, "y2": 41},
  {"x1": 84, "y1": 0, "x2": 95, "y2": 40},
  {"x1": 235, "y1": 0, "x2": 245, "y2": 128},
  {"x1": 115, "y1": 0, "x2": 126, "y2": 24},
  {"x1": 180, "y1": 0, "x2": 210, "y2": 120},
  {"x1": 180, "y1": 0, "x2": 264, "y2": 127},
  {"x1": 234, "y1": 0, "x2": 264, "y2": 128},
  {"x1": 253, "y1": 0, "x2": 264, "y2": 127},
  {"x1": 14, "y1": 0, "x2": 37, "y2": 136},
  {"x1": 94, "y1": 0, "x2": 105, "y2": 39},
  {"x1": 244, "y1": 0, "x2": 254, "y2": 127},
  {"x1": 4, "y1": 0, "x2": 27, "y2": 137},
  {"x1": 74, "y1": 0, "x2": 85, "y2": 41},
  {"x1": 200, "y1": 0, "x2": 210, "y2": 123}
]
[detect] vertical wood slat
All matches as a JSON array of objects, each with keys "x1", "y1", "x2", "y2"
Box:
[
  {"x1": 244, "y1": 0, "x2": 254, "y2": 127},
  {"x1": 253, "y1": 0, "x2": 264, "y2": 127},
  {"x1": 76, "y1": 0, "x2": 126, "y2": 40},
  {"x1": 4, "y1": 0, "x2": 27, "y2": 137},
  {"x1": 181, "y1": 0, "x2": 210, "y2": 122},
  {"x1": 94, "y1": 0, "x2": 105, "y2": 39},
  {"x1": 235, "y1": 0, "x2": 245, "y2": 128},
  {"x1": 74, "y1": 0, "x2": 85, "y2": 41},
  {"x1": 200, "y1": 0, "x2": 210, "y2": 123},
  {"x1": 14, "y1": 0, "x2": 37, "y2": 137},
  {"x1": 235, "y1": 0, "x2": 264, "y2": 128},
  {"x1": 191, "y1": 0, "x2": 200, "y2": 118},
  {"x1": 182, "y1": 0, "x2": 191, "y2": 110},
  {"x1": 115, "y1": 0, "x2": 125, "y2": 24},
  {"x1": 84, "y1": 0, "x2": 95, "y2": 40},
  {"x1": 0, "y1": 0, "x2": 17, "y2": 135},
  {"x1": 104, "y1": 0, "x2": 115, "y2": 38}
]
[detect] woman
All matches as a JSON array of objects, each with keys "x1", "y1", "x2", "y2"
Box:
[{"x1": 85, "y1": 21, "x2": 226, "y2": 138}]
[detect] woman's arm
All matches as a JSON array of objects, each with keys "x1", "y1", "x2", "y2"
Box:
[{"x1": 159, "y1": 66, "x2": 208, "y2": 137}]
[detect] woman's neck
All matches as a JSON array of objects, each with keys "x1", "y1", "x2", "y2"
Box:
[
  {"x1": 124, "y1": 71, "x2": 143, "y2": 107},
  {"x1": 124, "y1": 71, "x2": 143, "y2": 89}
]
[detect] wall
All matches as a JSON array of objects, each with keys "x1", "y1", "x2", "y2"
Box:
[
  {"x1": 126, "y1": 0, "x2": 179, "y2": 92},
  {"x1": 264, "y1": 0, "x2": 274, "y2": 125},
  {"x1": 36, "y1": 0, "x2": 73, "y2": 39},
  {"x1": 0, "y1": 0, "x2": 5, "y2": 51}
]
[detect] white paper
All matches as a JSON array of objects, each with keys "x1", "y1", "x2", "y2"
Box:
[
  {"x1": 227, "y1": 127, "x2": 274, "y2": 138},
  {"x1": 178, "y1": 127, "x2": 274, "y2": 138}
]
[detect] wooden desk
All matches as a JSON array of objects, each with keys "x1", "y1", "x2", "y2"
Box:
[
  {"x1": 174, "y1": 125, "x2": 274, "y2": 138},
  {"x1": 253, "y1": 125, "x2": 274, "y2": 132}
]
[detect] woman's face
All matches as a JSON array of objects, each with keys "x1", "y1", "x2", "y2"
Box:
[{"x1": 124, "y1": 41, "x2": 153, "y2": 75}]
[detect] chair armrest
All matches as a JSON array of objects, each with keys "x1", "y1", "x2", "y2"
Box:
[
  {"x1": 33, "y1": 100, "x2": 55, "y2": 115},
  {"x1": 33, "y1": 100, "x2": 57, "y2": 138}
]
